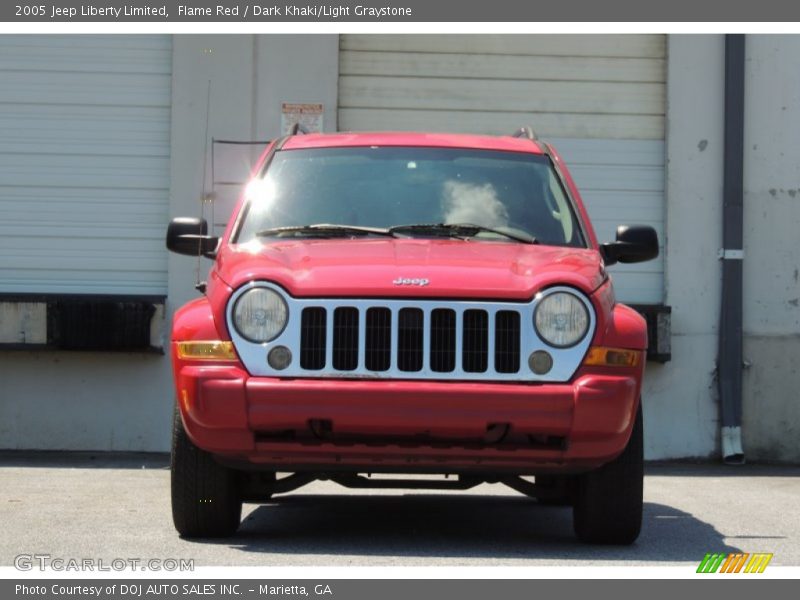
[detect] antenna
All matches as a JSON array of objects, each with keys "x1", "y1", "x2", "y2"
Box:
[
  {"x1": 288, "y1": 122, "x2": 309, "y2": 135},
  {"x1": 195, "y1": 79, "x2": 212, "y2": 292},
  {"x1": 511, "y1": 126, "x2": 538, "y2": 141}
]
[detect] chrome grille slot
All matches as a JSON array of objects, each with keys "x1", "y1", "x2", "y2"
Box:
[
  {"x1": 299, "y1": 307, "x2": 327, "y2": 370},
  {"x1": 462, "y1": 309, "x2": 489, "y2": 373},
  {"x1": 397, "y1": 307, "x2": 424, "y2": 372},
  {"x1": 430, "y1": 308, "x2": 457, "y2": 372},
  {"x1": 332, "y1": 307, "x2": 359, "y2": 371},
  {"x1": 365, "y1": 307, "x2": 392, "y2": 371},
  {"x1": 495, "y1": 310, "x2": 521, "y2": 373}
]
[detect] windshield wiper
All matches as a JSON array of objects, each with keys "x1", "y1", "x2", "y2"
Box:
[
  {"x1": 256, "y1": 222, "x2": 537, "y2": 244},
  {"x1": 388, "y1": 223, "x2": 537, "y2": 244},
  {"x1": 256, "y1": 224, "x2": 395, "y2": 239}
]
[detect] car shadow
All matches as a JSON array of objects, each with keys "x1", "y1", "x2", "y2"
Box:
[{"x1": 208, "y1": 494, "x2": 742, "y2": 562}]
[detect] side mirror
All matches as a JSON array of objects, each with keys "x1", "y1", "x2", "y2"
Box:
[
  {"x1": 600, "y1": 225, "x2": 659, "y2": 266},
  {"x1": 166, "y1": 217, "x2": 219, "y2": 258}
]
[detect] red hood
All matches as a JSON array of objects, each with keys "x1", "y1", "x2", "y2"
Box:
[{"x1": 213, "y1": 239, "x2": 605, "y2": 300}]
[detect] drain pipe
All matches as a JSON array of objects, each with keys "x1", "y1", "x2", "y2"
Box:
[{"x1": 718, "y1": 34, "x2": 746, "y2": 464}]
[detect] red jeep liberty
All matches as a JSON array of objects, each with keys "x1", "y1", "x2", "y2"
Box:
[{"x1": 166, "y1": 127, "x2": 658, "y2": 544}]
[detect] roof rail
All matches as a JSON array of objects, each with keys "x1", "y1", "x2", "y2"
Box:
[
  {"x1": 288, "y1": 123, "x2": 309, "y2": 135},
  {"x1": 511, "y1": 126, "x2": 538, "y2": 141}
]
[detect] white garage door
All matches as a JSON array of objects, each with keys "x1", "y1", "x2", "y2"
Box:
[
  {"x1": 0, "y1": 35, "x2": 172, "y2": 296},
  {"x1": 338, "y1": 34, "x2": 665, "y2": 304}
]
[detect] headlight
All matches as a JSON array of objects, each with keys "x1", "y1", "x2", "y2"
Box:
[
  {"x1": 232, "y1": 287, "x2": 288, "y2": 343},
  {"x1": 534, "y1": 291, "x2": 590, "y2": 348}
]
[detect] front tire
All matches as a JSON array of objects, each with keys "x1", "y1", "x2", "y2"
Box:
[
  {"x1": 572, "y1": 402, "x2": 643, "y2": 544},
  {"x1": 171, "y1": 408, "x2": 242, "y2": 538}
]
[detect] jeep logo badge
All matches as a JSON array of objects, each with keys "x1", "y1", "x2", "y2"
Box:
[{"x1": 393, "y1": 277, "x2": 429, "y2": 286}]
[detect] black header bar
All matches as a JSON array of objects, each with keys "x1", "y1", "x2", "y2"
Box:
[{"x1": 2, "y1": 0, "x2": 800, "y2": 22}]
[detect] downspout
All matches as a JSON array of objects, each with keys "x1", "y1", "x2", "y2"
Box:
[{"x1": 718, "y1": 34, "x2": 746, "y2": 464}]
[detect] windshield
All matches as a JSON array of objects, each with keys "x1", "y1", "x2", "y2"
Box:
[{"x1": 234, "y1": 147, "x2": 586, "y2": 247}]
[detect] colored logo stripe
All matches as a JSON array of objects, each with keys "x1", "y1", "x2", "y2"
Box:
[
  {"x1": 697, "y1": 553, "x2": 725, "y2": 573},
  {"x1": 745, "y1": 553, "x2": 773, "y2": 573},
  {"x1": 697, "y1": 553, "x2": 773, "y2": 573}
]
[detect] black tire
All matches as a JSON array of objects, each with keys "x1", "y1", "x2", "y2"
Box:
[
  {"x1": 171, "y1": 408, "x2": 242, "y2": 538},
  {"x1": 573, "y1": 402, "x2": 643, "y2": 544}
]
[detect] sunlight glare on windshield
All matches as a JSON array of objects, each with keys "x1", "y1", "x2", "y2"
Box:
[{"x1": 245, "y1": 177, "x2": 277, "y2": 216}]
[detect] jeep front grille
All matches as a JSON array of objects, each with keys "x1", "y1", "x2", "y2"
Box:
[
  {"x1": 226, "y1": 283, "x2": 597, "y2": 383},
  {"x1": 299, "y1": 304, "x2": 521, "y2": 376}
]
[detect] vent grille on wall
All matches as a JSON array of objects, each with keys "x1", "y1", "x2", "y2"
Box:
[
  {"x1": 630, "y1": 304, "x2": 672, "y2": 363},
  {"x1": 0, "y1": 295, "x2": 165, "y2": 352}
]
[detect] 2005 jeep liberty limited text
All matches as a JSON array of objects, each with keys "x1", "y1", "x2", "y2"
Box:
[{"x1": 166, "y1": 127, "x2": 659, "y2": 544}]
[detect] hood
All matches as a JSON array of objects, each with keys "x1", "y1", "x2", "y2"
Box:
[{"x1": 214, "y1": 238, "x2": 606, "y2": 301}]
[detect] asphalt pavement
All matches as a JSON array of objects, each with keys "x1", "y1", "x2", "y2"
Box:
[{"x1": 1, "y1": 453, "x2": 798, "y2": 567}]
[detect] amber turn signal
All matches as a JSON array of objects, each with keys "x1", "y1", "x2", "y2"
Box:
[
  {"x1": 176, "y1": 341, "x2": 237, "y2": 361},
  {"x1": 583, "y1": 346, "x2": 640, "y2": 367}
]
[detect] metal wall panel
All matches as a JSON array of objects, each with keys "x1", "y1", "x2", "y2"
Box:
[
  {"x1": 0, "y1": 35, "x2": 172, "y2": 295},
  {"x1": 340, "y1": 34, "x2": 666, "y2": 58},
  {"x1": 338, "y1": 34, "x2": 666, "y2": 303},
  {"x1": 339, "y1": 76, "x2": 664, "y2": 115}
]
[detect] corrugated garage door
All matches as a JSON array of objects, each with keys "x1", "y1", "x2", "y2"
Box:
[
  {"x1": 338, "y1": 35, "x2": 665, "y2": 304},
  {"x1": 0, "y1": 35, "x2": 172, "y2": 295}
]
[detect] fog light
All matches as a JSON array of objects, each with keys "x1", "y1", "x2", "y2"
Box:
[
  {"x1": 529, "y1": 350, "x2": 553, "y2": 375},
  {"x1": 267, "y1": 346, "x2": 292, "y2": 370}
]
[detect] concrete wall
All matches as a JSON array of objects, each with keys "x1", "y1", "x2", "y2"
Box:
[
  {"x1": 0, "y1": 35, "x2": 339, "y2": 451},
  {"x1": 643, "y1": 34, "x2": 800, "y2": 463},
  {"x1": 0, "y1": 352, "x2": 172, "y2": 451},
  {"x1": 741, "y1": 36, "x2": 800, "y2": 462},
  {"x1": 641, "y1": 35, "x2": 724, "y2": 460}
]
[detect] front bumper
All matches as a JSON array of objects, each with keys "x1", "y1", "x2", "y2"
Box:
[{"x1": 175, "y1": 363, "x2": 642, "y2": 474}]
